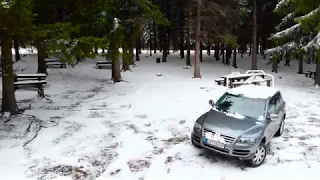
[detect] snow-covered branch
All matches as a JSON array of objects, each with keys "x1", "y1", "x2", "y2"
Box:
[
  {"x1": 303, "y1": 32, "x2": 320, "y2": 51},
  {"x1": 270, "y1": 23, "x2": 302, "y2": 40},
  {"x1": 275, "y1": 11, "x2": 297, "y2": 31},
  {"x1": 296, "y1": 7, "x2": 320, "y2": 22},
  {"x1": 265, "y1": 41, "x2": 298, "y2": 55},
  {"x1": 274, "y1": 0, "x2": 290, "y2": 13}
]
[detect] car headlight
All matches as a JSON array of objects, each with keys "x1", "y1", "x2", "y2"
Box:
[
  {"x1": 238, "y1": 137, "x2": 255, "y2": 144},
  {"x1": 194, "y1": 122, "x2": 202, "y2": 131}
]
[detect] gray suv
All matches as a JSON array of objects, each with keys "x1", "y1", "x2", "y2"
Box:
[{"x1": 191, "y1": 85, "x2": 286, "y2": 167}]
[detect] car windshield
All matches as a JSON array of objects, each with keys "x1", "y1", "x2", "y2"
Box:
[{"x1": 214, "y1": 93, "x2": 266, "y2": 120}]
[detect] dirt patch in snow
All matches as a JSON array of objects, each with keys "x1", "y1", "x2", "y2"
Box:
[{"x1": 127, "y1": 159, "x2": 151, "y2": 172}]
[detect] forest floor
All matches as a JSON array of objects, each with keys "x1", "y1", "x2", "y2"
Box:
[{"x1": 1, "y1": 49, "x2": 320, "y2": 179}]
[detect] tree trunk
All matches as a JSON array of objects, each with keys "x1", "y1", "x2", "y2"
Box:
[
  {"x1": 179, "y1": 30, "x2": 184, "y2": 58},
  {"x1": 149, "y1": 23, "x2": 153, "y2": 57},
  {"x1": 298, "y1": 54, "x2": 304, "y2": 74},
  {"x1": 153, "y1": 21, "x2": 157, "y2": 54},
  {"x1": 232, "y1": 48, "x2": 238, "y2": 68},
  {"x1": 129, "y1": 42, "x2": 134, "y2": 65},
  {"x1": 215, "y1": 43, "x2": 220, "y2": 61},
  {"x1": 36, "y1": 45, "x2": 47, "y2": 74},
  {"x1": 222, "y1": 44, "x2": 225, "y2": 64},
  {"x1": 162, "y1": 26, "x2": 167, "y2": 62},
  {"x1": 1, "y1": 32, "x2": 19, "y2": 114},
  {"x1": 112, "y1": 57, "x2": 121, "y2": 83},
  {"x1": 186, "y1": 26, "x2": 191, "y2": 66},
  {"x1": 249, "y1": 43, "x2": 252, "y2": 56},
  {"x1": 226, "y1": 45, "x2": 231, "y2": 65},
  {"x1": 315, "y1": 53, "x2": 320, "y2": 86},
  {"x1": 122, "y1": 44, "x2": 130, "y2": 71},
  {"x1": 271, "y1": 57, "x2": 278, "y2": 73},
  {"x1": 13, "y1": 36, "x2": 21, "y2": 62},
  {"x1": 200, "y1": 44, "x2": 203, "y2": 62},
  {"x1": 194, "y1": 0, "x2": 201, "y2": 78},
  {"x1": 167, "y1": 29, "x2": 170, "y2": 55},
  {"x1": 251, "y1": 0, "x2": 257, "y2": 70},
  {"x1": 138, "y1": 36, "x2": 142, "y2": 54},
  {"x1": 135, "y1": 40, "x2": 140, "y2": 61}
]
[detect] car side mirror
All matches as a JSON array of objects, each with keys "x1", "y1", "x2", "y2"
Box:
[
  {"x1": 269, "y1": 114, "x2": 278, "y2": 121},
  {"x1": 209, "y1": 100, "x2": 215, "y2": 106}
]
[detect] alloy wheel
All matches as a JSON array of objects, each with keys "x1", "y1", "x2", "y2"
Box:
[{"x1": 253, "y1": 146, "x2": 266, "y2": 165}]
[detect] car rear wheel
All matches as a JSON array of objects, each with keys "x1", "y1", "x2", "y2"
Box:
[
  {"x1": 275, "y1": 119, "x2": 285, "y2": 137},
  {"x1": 245, "y1": 143, "x2": 267, "y2": 167}
]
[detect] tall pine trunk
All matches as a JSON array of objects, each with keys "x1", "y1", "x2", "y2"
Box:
[
  {"x1": 112, "y1": 58, "x2": 121, "y2": 83},
  {"x1": 215, "y1": 43, "x2": 220, "y2": 61},
  {"x1": 179, "y1": 7, "x2": 185, "y2": 59},
  {"x1": 14, "y1": 36, "x2": 21, "y2": 62},
  {"x1": 122, "y1": 44, "x2": 130, "y2": 71},
  {"x1": 232, "y1": 48, "x2": 238, "y2": 68},
  {"x1": 186, "y1": 24, "x2": 191, "y2": 66},
  {"x1": 194, "y1": 0, "x2": 201, "y2": 78},
  {"x1": 200, "y1": 44, "x2": 203, "y2": 62},
  {"x1": 135, "y1": 39, "x2": 140, "y2": 61},
  {"x1": 129, "y1": 41, "x2": 134, "y2": 65},
  {"x1": 251, "y1": 0, "x2": 257, "y2": 70},
  {"x1": 298, "y1": 54, "x2": 304, "y2": 74},
  {"x1": 180, "y1": 29, "x2": 184, "y2": 58},
  {"x1": 315, "y1": 53, "x2": 320, "y2": 86},
  {"x1": 153, "y1": 21, "x2": 157, "y2": 54},
  {"x1": 36, "y1": 44, "x2": 47, "y2": 74},
  {"x1": 162, "y1": 27, "x2": 167, "y2": 62},
  {"x1": 1, "y1": 32, "x2": 19, "y2": 114}
]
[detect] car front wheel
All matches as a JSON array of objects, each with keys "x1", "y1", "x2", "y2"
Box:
[{"x1": 245, "y1": 143, "x2": 267, "y2": 167}]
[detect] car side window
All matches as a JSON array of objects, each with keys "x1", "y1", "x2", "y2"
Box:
[{"x1": 267, "y1": 96, "x2": 277, "y2": 114}]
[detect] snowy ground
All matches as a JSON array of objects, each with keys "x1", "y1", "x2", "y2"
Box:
[{"x1": 1, "y1": 50, "x2": 320, "y2": 180}]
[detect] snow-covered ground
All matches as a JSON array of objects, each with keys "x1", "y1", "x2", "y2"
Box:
[{"x1": 1, "y1": 49, "x2": 320, "y2": 179}]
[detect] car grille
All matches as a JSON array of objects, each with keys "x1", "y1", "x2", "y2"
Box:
[
  {"x1": 232, "y1": 149, "x2": 250, "y2": 156},
  {"x1": 203, "y1": 128, "x2": 236, "y2": 144}
]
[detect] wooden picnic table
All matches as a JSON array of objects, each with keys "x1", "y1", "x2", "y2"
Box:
[
  {"x1": 220, "y1": 73, "x2": 265, "y2": 87},
  {"x1": 305, "y1": 70, "x2": 316, "y2": 79}
]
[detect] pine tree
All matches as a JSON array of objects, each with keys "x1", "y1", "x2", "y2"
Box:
[
  {"x1": 0, "y1": 0, "x2": 34, "y2": 114},
  {"x1": 266, "y1": 0, "x2": 320, "y2": 85}
]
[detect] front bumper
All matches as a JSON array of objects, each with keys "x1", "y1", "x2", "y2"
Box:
[{"x1": 191, "y1": 132, "x2": 257, "y2": 160}]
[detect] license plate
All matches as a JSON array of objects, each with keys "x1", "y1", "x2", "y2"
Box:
[{"x1": 205, "y1": 139, "x2": 226, "y2": 149}]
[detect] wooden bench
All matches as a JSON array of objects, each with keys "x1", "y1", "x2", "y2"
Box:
[
  {"x1": 45, "y1": 59, "x2": 67, "y2": 68},
  {"x1": 96, "y1": 61, "x2": 112, "y2": 69},
  {"x1": 214, "y1": 78, "x2": 225, "y2": 85},
  {"x1": 14, "y1": 74, "x2": 47, "y2": 97},
  {"x1": 305, "y1": 70, "x2": 316, "y2": 78}
]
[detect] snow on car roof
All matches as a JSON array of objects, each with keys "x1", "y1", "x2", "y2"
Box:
[{"x1": 227, "y1": 84, "x2": 279, "y2": 99}]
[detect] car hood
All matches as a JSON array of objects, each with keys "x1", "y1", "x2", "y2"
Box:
[{"x1": 202, "y1": 109, "x2": 262, "y2": 137}]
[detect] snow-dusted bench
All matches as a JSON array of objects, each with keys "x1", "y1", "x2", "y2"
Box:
[
  {"x1": 45, "y1": 58, "x2": 67, "y2": 68},
  {"x1": 96, "y1": 61, "x2": 112, "y2": 69},
  {"x1": 214, "y1": 78, "x2": 225, "y2": 85},
  {"x1": 14, "y1": 74, "x2": 47, "y2": 97}
]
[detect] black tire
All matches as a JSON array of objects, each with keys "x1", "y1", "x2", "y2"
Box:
[
  {"x1": 245, "y1": 143, "x2": 267, "y2": 167},
  {"x1": 275, "y1": 118, "x2": 285, "y2": 137}
]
